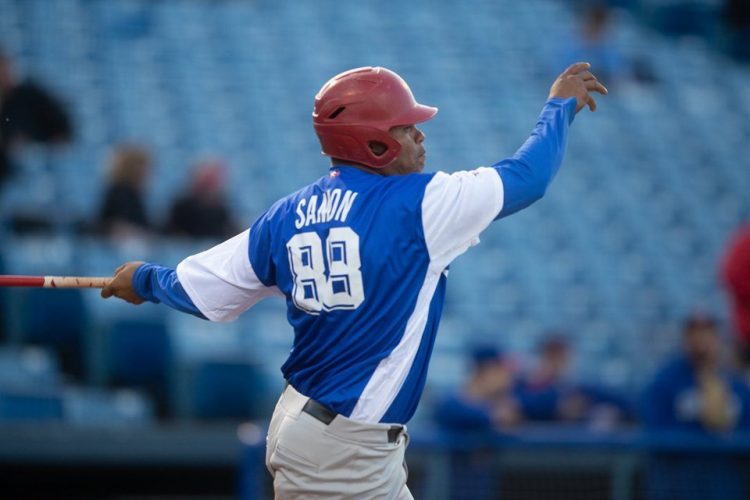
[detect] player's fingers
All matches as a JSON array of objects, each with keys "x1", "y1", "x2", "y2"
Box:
[
  {"x1": 562, "y1": 62, "x2": 591, "y2": 77},
  {"x1": 578, "y1": 71, "x2": 597, "y2": 81},
  {"x1": 101, "y1": 286, "x2": 113, "y2": 299},
  {"x1": 121, "y1": 293, "x2": 143, "y2": 305},
  {"x1": 585, "y1": 80, "x2": 608, "y2": 95},
  {"x1": 587, "y1": 94, "x2": 598, "y2": 112},
  {"x1": 113, "y1": 264, "x2": 126, "y2": 276}
]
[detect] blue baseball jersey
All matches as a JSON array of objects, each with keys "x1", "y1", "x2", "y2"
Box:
[{"x1": 134, "y1": 97, "x2": 577, "y2": 424}]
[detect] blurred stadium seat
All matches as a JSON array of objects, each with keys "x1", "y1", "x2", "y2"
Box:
[
  {"x1": 0, "y1": 392, "x2": 64, "y2": 421},
  {"x1": 0, "y1": 345, "x2": 62, "y2": 391},
  {"x1": 104, "y1": 318, "x2": 172, "y2": 416},
  {"x1": 188, "y1": 360, "x2": 268, "y2": 421},
  {"x1": 63, "y1": 386, "x2": 154, "y2": 426},
  {"x1": 0, "y1": 346, "x2": 64, "y2": 421},
  {"x1": 18, "y1": 288, "x2": 87, "y2": 379}
]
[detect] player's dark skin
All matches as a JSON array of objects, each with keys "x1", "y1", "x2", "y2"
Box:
[{"x1": 102, "y1": 62, "x2": 606, "y2": 306}]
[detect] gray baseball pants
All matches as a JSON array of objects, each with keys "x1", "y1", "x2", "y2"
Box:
[{"x1": 265, "y1": 384, "x2": 413, "y2": 499}]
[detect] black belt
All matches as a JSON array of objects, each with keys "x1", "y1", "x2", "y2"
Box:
[
  {"x1": 302, "y1": 398, "x2": 337, "y2": 425},
  {"x1": 290, "y1": 384, "x2": 404, "y2": 443}
]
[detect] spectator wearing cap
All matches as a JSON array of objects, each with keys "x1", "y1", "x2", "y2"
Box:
[{"x1": 642, "y1": 314, "x2": 750, "y2": 500}]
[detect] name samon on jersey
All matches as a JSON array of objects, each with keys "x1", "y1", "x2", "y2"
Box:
[{"x1": 294, "y1": 189, "x2": 359, "y2": 229}]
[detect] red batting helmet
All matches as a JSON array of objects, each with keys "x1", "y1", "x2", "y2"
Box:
[{"x1": 313, "y1": 67, "x2": 438, "y2": 168}]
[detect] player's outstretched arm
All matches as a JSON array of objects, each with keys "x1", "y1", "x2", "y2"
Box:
[
  {"x1": 102, "y1": 230, "x2": 281, "y2": 322},
  {"x1": 101, "y1": 261, "x2": 207, "y2": 319},
  {"x1": 493, "y1": 62, "x2": 607, "y2": 218}
]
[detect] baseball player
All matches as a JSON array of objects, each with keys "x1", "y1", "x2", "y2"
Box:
[{"x1": 102, "y1": 62, "x2": 606, "y2": 499}]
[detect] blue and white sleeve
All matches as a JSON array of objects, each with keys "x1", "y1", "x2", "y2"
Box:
[
  {"x1": 421, "y1": 97, "x2": 575, "y2": 266},
  {"x1": 175, "y1": 229, "x2": 283, "y2": 322},
  {"x1": 133, "y1": 263, "x2": 206, "y2": 319},
  {"x1": 132, "y1": 230, "x2": 281, "y2": 322}
]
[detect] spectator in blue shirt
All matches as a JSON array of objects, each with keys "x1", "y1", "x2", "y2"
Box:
[
  {"x1": 434, "y1": 346, "x2": 522, "y2": 500},
  {"x1": 515, "y1": 335, "x2": 633, "y2": 427},
  {"x1": 561, "y1": 4, "x2": 627, "y2": 86},
  {"x1": 642, "y1": 313, "x2": 750, "y2": 500},
  {"x1": 515, "y1": 336, "x2": 582, "y2": 421},
  {"x1": 435, "y1": 346, "x2": 522, "y2": 433},
  {"x1": 643, "y1": 314, "x2": 750, "y2": 432}
]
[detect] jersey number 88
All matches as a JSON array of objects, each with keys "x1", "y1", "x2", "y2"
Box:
[{"x1": 286, "y1": 227, "x2": 365, "y2": 314}]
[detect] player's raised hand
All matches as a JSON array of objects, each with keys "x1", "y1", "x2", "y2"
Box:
[
  {"x1": 101, "y1": 261, "x2": 146, "y2": 304},
  {"x1": 549, "y1": 62, "x2": 608, "y2": 113}
]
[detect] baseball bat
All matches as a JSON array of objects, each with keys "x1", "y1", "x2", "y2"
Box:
[{"x1": 0, "y1": 275, "x2": 112, "y2": 289}]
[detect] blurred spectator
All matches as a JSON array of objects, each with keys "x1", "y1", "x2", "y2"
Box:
[
  {"x1": 642, "y1": 313, "x2": 750, "y2": 500},
  {"x1": 435, "y1": 346, "x2": 522, "y2": 432},
  {"x1": 0, "y1": 135, "x2": 8, "y2": 187},
  {"x1": 164, "y1": 159, "x2": 239, "y2": 240},
  {"x1": 561, "y1": 3, "x2": 629, "y2": 85},
  {"x1": 516, "y1": 335, "x2": 632, "y2": 426},
  {"x1": 723, "y1": 0, "x2": 750, "y2": 61},
  {"x1": 722, "y1": 224, "x2": 750, "y2": 369},
  {"x1": 644, "y1": 0, "x2": 723, "y2": 38},
  {"x1": 96, "y1": 145, "x2": 152, "y2": 238},
  {"x1": 643, "y1": 313, "x2": 750, "y2": 432},
  {"x1": 0, "y1": 47, "x2": 72, "y2": 186},
  {"x1": 1, "y1": 47, "x2": 73, "y2": 234},
  {"x1": 515, "y1": 336, "x2": 587, "y2": 421},
  {"x1": 434, "y1": 346, "x2": 521, "y2": 500}
]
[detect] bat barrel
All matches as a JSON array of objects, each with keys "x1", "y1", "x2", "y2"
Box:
[
  {"x1": 0, "y1": 275, "x2": 112, "y2": 288},
  {"x1": 0, "y1": 275, "x2": 46, "y2": 287}
]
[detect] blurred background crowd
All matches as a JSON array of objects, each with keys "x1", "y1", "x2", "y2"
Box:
[{"x1": 0, "y1": 0, "x2": 749, "y2": 498}]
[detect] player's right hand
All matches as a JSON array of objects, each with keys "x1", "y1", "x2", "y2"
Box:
[
  {"x1": 101, "y1": 261, "x2": 146, "y2": 305},
  {"x1": 548, "y1": 62, "x2": 608, "y2": 113}
]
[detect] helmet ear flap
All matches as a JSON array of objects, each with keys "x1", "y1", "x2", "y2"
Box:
[
  {"x1": 361, "y1": 127, "x2": 401, "y2": 168},
  {"x1": 315, "y1": 124, "x2": 401, "y2": 168}
]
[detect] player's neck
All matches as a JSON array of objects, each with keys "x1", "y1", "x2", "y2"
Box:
[{"x1": 330, "y1": 159, "x2": 388, "y2": 177}]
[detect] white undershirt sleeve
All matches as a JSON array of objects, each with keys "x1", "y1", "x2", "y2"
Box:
[
  {"x1": 176, "y1": 229, "x2": 282, "y2": 322},
  {"x1": 421, "y1": 167, "x2": 505, "y2": 266}
]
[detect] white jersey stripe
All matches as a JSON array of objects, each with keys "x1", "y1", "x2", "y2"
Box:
[
  {"x1": 349, "y1": 167, "x2": 504, "y2": 423},
  {"x1": 349, "y1": 262, "x2": 443, "y2": 422}
]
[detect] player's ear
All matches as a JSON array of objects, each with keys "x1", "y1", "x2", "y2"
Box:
[{"x1": 368, "y1": 141, "x2": 388, "y2": 157}]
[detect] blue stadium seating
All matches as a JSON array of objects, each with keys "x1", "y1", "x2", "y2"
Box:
[
  {"x1": 0, "y1": 346, "x2": 64, "y2": 421},
  {"x1": 189, "y1": 360, "x2": 269, "y2": 421},
  {"x1": 104, "y1": 318, "x2": 172, "y2": 415},
  {"x1": 0, "y1": 0, "x2": 748, "y2": 404},
  {"x1": 18, "y1": 288, "x2": 87, "y2": 378},
  {"x1": 63, "y1": 387, "x2": 155, "y2": 426},
  {"x1": 0, "y1": 392, "x2": 63, "y2": 421},
  {"x1": 0, "y1": 346, "x2": 62, "y2": 392}
]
